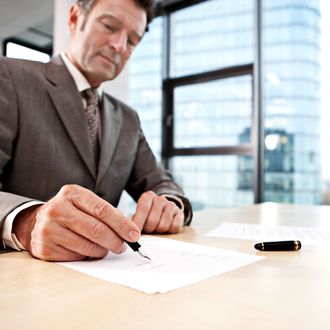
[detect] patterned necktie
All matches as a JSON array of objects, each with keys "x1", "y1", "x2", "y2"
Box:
[{"x1": 83, "y1": 88, "x2": 99, "y2": 167}]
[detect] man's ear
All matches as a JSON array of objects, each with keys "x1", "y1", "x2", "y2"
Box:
[{"x1": 68, "y1": 4, "x2": 82, "y2": 33}]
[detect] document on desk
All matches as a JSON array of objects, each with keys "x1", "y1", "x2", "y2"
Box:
[
  {"x1": 206, "y1": 222, "x2": 330, "y2": 246},
  {"x1": 58, "y1": 236, "x2": 264, "y2": 294}
]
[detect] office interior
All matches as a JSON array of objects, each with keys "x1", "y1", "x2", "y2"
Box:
[
  {"x1": 1, "y1": 0, "x2": 329, "y2": 212},
  {"x1": 2, "y1": 2, "x2": 330, "y2": 329}
]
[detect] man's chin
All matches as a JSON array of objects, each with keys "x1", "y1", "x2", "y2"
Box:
[
  {"x1": 96, "y1": 63, "x2": 118, "y2": 78},
  {"x1": 87, "y1": 70, "x2": 117, "y2": 85}
]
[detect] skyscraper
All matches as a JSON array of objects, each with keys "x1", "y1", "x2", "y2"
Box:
[{"x1": 263, "y1": 0, "x2": 321, "y2": 204}]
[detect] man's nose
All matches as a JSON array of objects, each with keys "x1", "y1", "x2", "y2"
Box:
[{"x1": 110, "y1": 31, "x2": 128, "y2": 54}]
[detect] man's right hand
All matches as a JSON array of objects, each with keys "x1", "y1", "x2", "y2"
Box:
[{"x1": 12, "y1": 185, "x2": 141, "y2": 261}]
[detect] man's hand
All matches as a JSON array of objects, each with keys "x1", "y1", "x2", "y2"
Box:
[
  {"x1": 12, "y1": 185, "x2": 141, "y2": 261},
  {"x1": 132, "y1": 191, "x2": 184, "y2": 234}
]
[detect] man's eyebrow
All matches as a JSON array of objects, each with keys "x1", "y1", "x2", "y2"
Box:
[{"x1": 98, "y1": 14, "x2": 144, "y2": 40}]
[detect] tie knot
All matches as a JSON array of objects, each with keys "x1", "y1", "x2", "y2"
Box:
[{"x1": 84, "y1": 88, "x2": 98, "y2": 106}]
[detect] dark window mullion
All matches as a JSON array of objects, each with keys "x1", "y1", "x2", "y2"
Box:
[
  {"x1": 162, "y1": 79, "x2": 174, "y2": 167},
  {"x1": 172, "y1": 145, "x2": 254, "y2": 157},
  {"x1": 156, "y1": 0, "x2": 208, "y2": 16},
  {"x1": 162, "y1": 13, "x2": 173, "y2": 169},
  {"x1": 253, "y1": 0, "x2": 264, "y2": 203},
  {"x1": 169, "y1": 64, "x2": 254, "y2": 88}
]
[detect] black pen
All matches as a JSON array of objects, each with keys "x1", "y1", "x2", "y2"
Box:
[
  {"x1": 254, "y1": 240, "x2": 301, "y2": 251},
  {"x1": 125, "y1": 240, "x2": 151, "y2": 261}
]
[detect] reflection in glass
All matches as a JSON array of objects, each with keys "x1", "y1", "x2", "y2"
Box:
[
  {"x1": 171, "y1": 0, "x2": 254, "y2": 77},
  {"x1": 128, "y1": 18, "x2": 163, "y2": 159},
  {"x1": 127, "y1": 0, "x2": 323, "y2": 208},
  {"x1": 172, "y1": 156, "x2": 254, "y2": 209},
  {"x1": 263, "y1": 0, "x2": 321, "y2": 204},
  {"x1": 174, "y1": 75, "x2": 253, "y2": 148}
]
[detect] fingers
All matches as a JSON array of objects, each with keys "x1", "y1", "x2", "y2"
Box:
[
  {"x1": 54, "y1": 206, "x2": 127, "y2": 252},
  {"x1": 60, "y1": 185, "x2": 140, "y2": 242},
  {"x1": 54, "y1": 227, "x2": 109, "y2": 258},
  {"x1": 132, "y1": 191, "x2": 184, "y2": 234},
  {"x1": 156, "y1": 204, "x2": 184, "y2": 234},
  {"x1": 33, "y1": 247, "x2": 86, "y2": 262},
  {"x1": 144, "y1": 196, "x2": 174, "y2": 233},
  {"x1": 17, "y1": 184, "x2": 183, "y2": 262},
  {"x1": 30, "y1": 239, "x2": 87, "y2": 262},
  {"x1": 131, "y1": 191, "x2": 155, "y2": 231},
  {"x1": 25, "y1": 184, "x2": 141, "y2": 261},
  {"x1": 167, "y1": 212, "x2": 184, "y2": 234},
  {"x1": 30, "y1": 205, "x2": 108, "y2": 261}
]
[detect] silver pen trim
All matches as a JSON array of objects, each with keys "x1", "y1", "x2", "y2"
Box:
[{"x1": 137, "y1": 249, "x2": 151, "y2": 261}]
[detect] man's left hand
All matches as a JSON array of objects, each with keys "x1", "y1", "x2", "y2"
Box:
[{"x1": 132, "y1": 191, "x2": 184, "y2": 234}]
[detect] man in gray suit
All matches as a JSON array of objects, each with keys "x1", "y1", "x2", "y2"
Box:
[{"x1": 0, "y1": 0, "x2": 192, "y2": 261}]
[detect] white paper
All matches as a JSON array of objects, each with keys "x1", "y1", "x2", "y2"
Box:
[
  {"x1": 58, "y1": 236, "x2": 264, "y2": 294},
  {"x1": 206, "y1": 222, "x2": 330, "y2": 246}
]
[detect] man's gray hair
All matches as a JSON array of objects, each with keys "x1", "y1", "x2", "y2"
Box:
[{"x1": 77, "y1": 0, "x2": 156, "y2": 29}]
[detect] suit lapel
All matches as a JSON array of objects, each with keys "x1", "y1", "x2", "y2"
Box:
[
  {"x1": 45, "y1": 56, "x2": 96, "y2": 178},
  {"x1": 97, "y1": 94, "x2": 121, "y2": 185}
]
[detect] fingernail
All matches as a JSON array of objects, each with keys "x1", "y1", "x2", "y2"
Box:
[
  {"x1": 128, "y1": 229, "x2": 140, "y2": 242},
  {"x1": 121, "y1": 243, "x2": 127, "y2": 253}
]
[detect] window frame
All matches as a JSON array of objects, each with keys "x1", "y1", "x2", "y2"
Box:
[
  {"x1": 158, "y1": 0, "x2": 264, "y2": 203},
  {"x1": 3, "y1": 37, "x2": 53, "y2": 57}
]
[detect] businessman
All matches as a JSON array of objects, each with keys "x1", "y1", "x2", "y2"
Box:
[{"x1": 0, "y1": 0, "x2": 192, "y2": 261}]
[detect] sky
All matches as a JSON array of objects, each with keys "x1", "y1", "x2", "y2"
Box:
[{"x1": 320, "y1": 0, "x2": 330, "y2": 180}]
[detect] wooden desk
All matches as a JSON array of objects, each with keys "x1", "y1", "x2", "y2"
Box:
[{"x1": 1, "y1": 203, "x2": 330, "y2": 330}]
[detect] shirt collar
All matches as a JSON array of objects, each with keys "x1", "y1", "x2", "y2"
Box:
[{"x1": 60, "y1": 53, "x2": 103, "y2": 96}]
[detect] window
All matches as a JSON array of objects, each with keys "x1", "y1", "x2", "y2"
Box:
[
  {"x1": 263, "y1": 0, "x2": 321, "y2": 204},
  {"x1": 173, "y1": 75, "x2": 253, "y2": 148},
  {"x1": 4, "y1": 41, "x2": 50, "y2": 62},
  {"x1": 128, "y1": 17, "x2": 163, "y2": 159},
  {"x1": 128, "y1": 0, "x2": 324, "y2": 210},
  {"x1": 129, "y1": 0, "x2": 255, "y2": 209}
]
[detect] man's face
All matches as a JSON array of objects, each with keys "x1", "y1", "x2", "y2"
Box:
[{"x1": 67, "y1": 0, "x2": 147, "y2": 86}]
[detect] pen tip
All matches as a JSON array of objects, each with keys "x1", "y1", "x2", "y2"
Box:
[{"x1": 137, "y1": 250, "x2": 151, "y2": 261}]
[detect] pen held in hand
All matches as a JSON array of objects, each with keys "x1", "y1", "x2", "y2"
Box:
[
  {"x1": 254, "y1": 240, "x2": 301, "y2": 251},
  {"x1": 125, "y1": 240, "x2": 151, "y2": 261}
]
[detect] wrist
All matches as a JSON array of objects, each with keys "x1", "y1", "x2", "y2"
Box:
[{"x1": 12, "y1": 205, "x2": 40, "y2": 250}]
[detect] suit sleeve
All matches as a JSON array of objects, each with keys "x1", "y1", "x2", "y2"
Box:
[
  {"x1": 0, "y1": 59, "x2": 35, "y2": 229},
  {"x1": 125, "y1": 114, "x2": 192, "y2": 225}
]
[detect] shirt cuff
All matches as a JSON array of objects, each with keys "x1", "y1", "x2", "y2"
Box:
[{"x1": 1, "y1": 201, "x2": 44, "y2": 251}]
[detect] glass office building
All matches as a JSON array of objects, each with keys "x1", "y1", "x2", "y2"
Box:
[
  {"x1": 128, "y1": 0, "x2": 321, "y2": 209},
  {"x1": 263, "y1": 0, "x2": 321, "y2": 204}
]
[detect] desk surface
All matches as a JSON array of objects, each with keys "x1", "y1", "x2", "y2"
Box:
[{"x1": 1, "y1": 203, "x2": 330, "y2": 330}]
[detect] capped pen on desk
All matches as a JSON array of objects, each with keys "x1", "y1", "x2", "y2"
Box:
[
  {"x1": 125, "y1": 240, "x2": 151, "y2": 261},
  {"x1": 254, "y1": 240, "x2": 301, "y2": 251}
]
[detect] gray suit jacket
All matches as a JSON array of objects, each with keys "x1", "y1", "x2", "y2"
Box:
[{"x1": 0, "y1": 56, "x2": 192, "y2": 228}]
